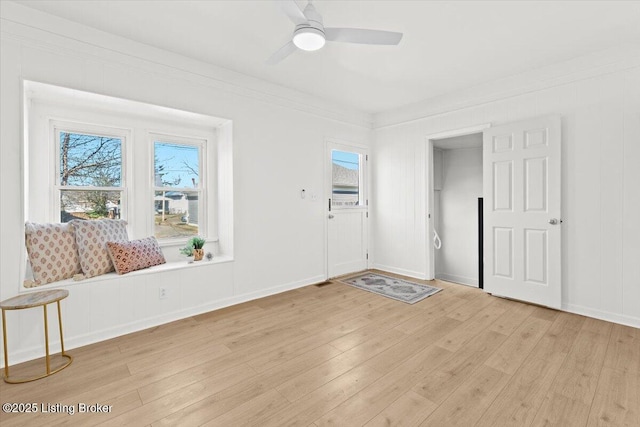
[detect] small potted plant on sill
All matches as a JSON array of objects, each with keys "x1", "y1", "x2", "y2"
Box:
[
  {"x1": 188, "y1": 236, "x2": 206, "y2": 261},
  {"x1": 179, "y1": 245, "x2": 195, "y2": 263}
]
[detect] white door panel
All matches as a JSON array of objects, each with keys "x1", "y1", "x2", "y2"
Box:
[
  {"x1": 327, "y1": 142, "x2": 368, "y2": 278},
  {"x1": 329, "y1": 210, "x2": 367, "y2": 277},
  {"x1": 483, "y1": 116, "x2": 561, "y2": 308}
]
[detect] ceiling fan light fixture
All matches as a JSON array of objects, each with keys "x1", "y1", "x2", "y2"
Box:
[
  {"x1": 293, "y1": 27, "x2": 325, "y2": 51},
  {"x1": 266, "y1": 1, "x2": 403, "y2": 65}
]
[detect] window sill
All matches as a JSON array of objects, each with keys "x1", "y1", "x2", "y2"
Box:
[
  {"x1": 21, "y1": 255, "x2": 233, "y2": 293},
  {"x1": 158, "y1": 237, "x2": 219, "y2": 248}
]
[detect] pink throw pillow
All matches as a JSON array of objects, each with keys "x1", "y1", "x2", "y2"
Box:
[
  {"x1": 24, "y1": 222, "x2": 82, "y2": 286},
  {"x1": 106, "y1": 237, "x2": 166, "y2": 275}
]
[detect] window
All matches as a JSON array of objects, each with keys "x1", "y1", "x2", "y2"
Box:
[
  {"x1": 331, "y1": 149, "x2": 363, "y2": 207},
  {"x1": 54, "y1": 124, "x2": 126, "y2": 222},
  {"x1": 153, "y1": 136, "x2": 205, "y2": 240},
  {"x1": 25, "y1": 81, "x2": 233, "y2": 267}
]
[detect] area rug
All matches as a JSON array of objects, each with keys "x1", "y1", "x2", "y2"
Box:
[{"x1": 340, "y1": 272, "x2": 442, "y2": 304}]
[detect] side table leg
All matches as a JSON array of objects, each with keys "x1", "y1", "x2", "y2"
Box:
[
  {"x1": 43, "y1": 305, "x2": 50, "y2": 375},
  {"x1": 57, "y1": 301, "x2": 65, "y2": 355},
  {"x1": 2, "y1": 309, "x2": 8, "y2": 379}
]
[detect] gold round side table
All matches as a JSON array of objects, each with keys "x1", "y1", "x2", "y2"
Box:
[{"x1": 1, "y1": 289, "x2": 73, "y2": 383}]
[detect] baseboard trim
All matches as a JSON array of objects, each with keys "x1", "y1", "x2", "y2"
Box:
[
  {"x1": 371, "y1": 266, "x2": 639, "y2": 329},
  {"x1": 561, "y1": 303, "x2": 640, "y2": 329},
  {"x1": 436, "y1": 273, "x2": 478, "y2": 287},
  {"x1": 2, "y1": 274, "x2": 325, "y2": 367},
  {"x1": 8, "y1": 273, "x2": 637, "y2": 367},
  {"x1": 370, "y1": 264, "x2": 428, "y2": 281}
]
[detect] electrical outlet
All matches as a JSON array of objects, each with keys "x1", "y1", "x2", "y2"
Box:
[{"x1": 159, "y1": 287, "x2": 168, "y2": 299}]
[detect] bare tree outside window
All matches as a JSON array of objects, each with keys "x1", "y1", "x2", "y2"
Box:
[
  {"x1": 58, "y1": 131, "x2": 123, "y2": 222},
  {"x1": 60, "y1": 132, "x2": 121, "y2": 186},
  {"x1": 154, "y1": 141, "x2": 201, "y2": 239}
]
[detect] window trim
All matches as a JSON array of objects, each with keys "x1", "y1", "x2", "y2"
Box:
[
  {"x1": 51, "y1": 120, "x2": 130, "y2": 223},
  {"x1": 330, "y1": 148, "x2": 366, "y2": 210},
  {"x1": 23, "y1": 80, "x2": 232, "y2": 282},
  {"x1": 150, "y1": 132, "x2": 209, "y2": 244}
]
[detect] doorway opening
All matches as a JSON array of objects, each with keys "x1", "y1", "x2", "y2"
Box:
[
  {"x1": 326, "y1": 140, "x2": 368, "y2": 279},
  {"x1": 432, "y1": 133, "x2": 483, "y2": 287},
  {"x1": 427, "y1": 117, "x2": 561, "y2": 308},
  {"x1": 426, "y1": 124, "x2": 490, "y2": 288}
]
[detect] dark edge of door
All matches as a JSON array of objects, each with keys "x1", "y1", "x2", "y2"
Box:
[{"x1": 478, "y1": 197, "x2": 484, "y2": 289}]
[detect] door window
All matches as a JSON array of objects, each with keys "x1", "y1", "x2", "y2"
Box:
[{"x1": 331, "y1": 150, "x2": 363, "y2": 208}]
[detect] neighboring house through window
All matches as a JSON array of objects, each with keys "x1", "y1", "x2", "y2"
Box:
[
  {"x1": 153, "y1": 136, "x2": 205, "y2": 240},
  {"x1": 54, "y1": 123, "x2": 127, "y2": 223},
  {"x1": 331, "y1": 149, "x2": 363, "y2": 207},
  {"x1": 24, "y1": 81, "x2": 233, "y2": 263}
]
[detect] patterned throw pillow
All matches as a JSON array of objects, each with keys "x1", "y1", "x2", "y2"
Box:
[
  {"x1": 24, "y1": 222, "x2": 82, "y2": 287},
  {"x1": 70, "y1": 219, "x2": 129, "y2": 278},
  {"x1": 106, "y1": 237, "x2": 166, "y2": 275}
]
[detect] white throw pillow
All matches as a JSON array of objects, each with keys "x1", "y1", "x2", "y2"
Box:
[{"x1": 70, "y1": 219, "x2": 128, "y2": 278}]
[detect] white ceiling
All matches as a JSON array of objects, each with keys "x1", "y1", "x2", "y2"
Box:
[{"x1": 12, "y1": 0, "x2": 640, "y2": 114}]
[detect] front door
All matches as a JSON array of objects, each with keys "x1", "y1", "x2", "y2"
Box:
[
  {"x1": 483, "y1": 116, "x2": 562, "y2": 308},
  {"x1": 327, "y1": 142, "x2": 368, "y2": 278}
]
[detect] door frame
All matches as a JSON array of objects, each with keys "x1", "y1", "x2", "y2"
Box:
[
  {"x1": 425, "y1": 124, "x2": 491, "y2": 281},
  {"x1": 324, "y1": 138, "x2": 370, "y2": 280}
]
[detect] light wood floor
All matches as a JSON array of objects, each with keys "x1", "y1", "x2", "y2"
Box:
[{"x1": 1, "y1": 271, "x2": 638, "y2": 426}]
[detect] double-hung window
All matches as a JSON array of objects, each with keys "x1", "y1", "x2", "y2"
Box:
[
  {"x1": 54, "y1": 122, "x2": 127, "y2": 223},
  {"x1": 25, "y1": 81, "x2": 231, "y2": 272},
  {"x1": 153, "y1": 134, "x2": 205, "y2": 240}
]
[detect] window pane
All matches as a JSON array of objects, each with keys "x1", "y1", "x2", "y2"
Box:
[
  {"x1": 154, "y1": 142, "x2": 200, "y2": 188},
  {"x1": 154, "y1": 191, "x2": 199, "y2": 239},
  {"x1": 332, "y1": 150, "x2": 361, "y2": 207},
  {"x1": 60, "y1": 132, "x2": 122, "y2": 186},
  {"x1": 60, "y1": 190, "x2": 122, "y2": 222}
]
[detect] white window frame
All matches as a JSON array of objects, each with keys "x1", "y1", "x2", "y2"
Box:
[
  {"x1": 150, "y1": 132, "x2": 208, "y2": 243},
  {"x1": 51, "y1": 120, "x2": 129, "y2": 223},
  {"x1": 23, "y1": 81, "x2": 230, "y2": 277},
  {"x1": 330, "y1": 148, "x2": 366, "y2": 210}
]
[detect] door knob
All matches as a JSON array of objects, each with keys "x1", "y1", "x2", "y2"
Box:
[
  {"x1": 548, "y1": 218, "x2": 558, "y2": 225},
  {"x1": 328, "y1": 214, "x2": 335, "y2": 219}
]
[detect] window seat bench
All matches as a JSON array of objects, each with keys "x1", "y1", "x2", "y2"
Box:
[{"x1": 22, "y1": 255, "x2": 233, "y2": 293}]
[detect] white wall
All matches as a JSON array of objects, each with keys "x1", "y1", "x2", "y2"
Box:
[
  {"x1": 0, "y1": 3, "x2": 371, "y2": 365},
  {"x1": 369, "y1": 128, "x2": 427, "y2": 279},
  {"x1": 434, "y1": 147, "x2": 482, "y2": 287},
  {"x1": 372, "y1": 46, "x2": 640, "y2": 327}
]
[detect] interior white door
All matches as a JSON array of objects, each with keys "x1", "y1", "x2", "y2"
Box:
[
  {"x1": 327, "y1": 142, "x2": 368, "y2": 278},
  {"x1": 483, "y1": 116, "x2": 561, "y2": 308}
]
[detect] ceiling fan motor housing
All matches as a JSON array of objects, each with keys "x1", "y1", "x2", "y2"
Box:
[
  {"x1": 267, "y1": 0, "x2": 403, "y2": 64},
  {"x1": 292, "y1": 2, "x2": 325, "y2": 51}
]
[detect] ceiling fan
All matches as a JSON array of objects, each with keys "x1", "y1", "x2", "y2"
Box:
[{"x1": 266, "y1": 0, "x2": 403, "y2": 65}]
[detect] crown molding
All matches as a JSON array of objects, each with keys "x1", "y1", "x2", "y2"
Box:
[
  {"x1": 4, "y1": 1, "x2": 637, "y2": 132},
  {"x1": 0, "y1": 1, "x2": 373, "y2": 129},
  {"x1": 374, "y1": 43, "x2": 640, "y2": 130}
]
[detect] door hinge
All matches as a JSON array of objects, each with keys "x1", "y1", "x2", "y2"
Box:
[
  {"x1": 366, "y1": 199, "x2": 369, "y2": 206},
  {"x1": 366, "y1": 253, "x2": 369, "y2": 260},
  {"x1": 366, "y1": 155, "x2": 368, "y2": 161},
  {"x1": 366, "y1": 212, "x2": 369, "y2": 218}
]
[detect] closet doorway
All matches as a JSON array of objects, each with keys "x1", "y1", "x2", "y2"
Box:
[
  {"x1": 429, "y1": 129, "x2": 486, "y2": 288},
  {"x1": 427, "y1": 117, "x2": 562, "y2": 309}
]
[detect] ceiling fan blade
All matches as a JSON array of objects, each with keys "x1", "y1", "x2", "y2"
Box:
[
  {"x1": 281, "y1": 0, "x2": 308, "y2": 26},
  {"x1": 266, "y1": 41, "x2": 298, "y2": 65},
  {"x1": 324, "y1": 28, "x2": 403, "y2": 45}
]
